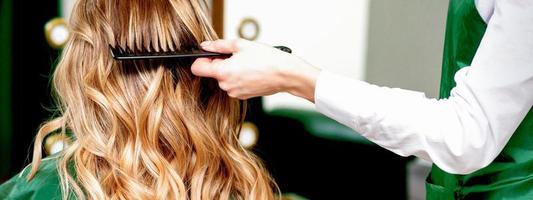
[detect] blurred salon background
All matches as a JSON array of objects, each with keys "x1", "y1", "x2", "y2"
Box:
[{"x1": 0, "y1": 0, "x2": 448, "y2": 199}]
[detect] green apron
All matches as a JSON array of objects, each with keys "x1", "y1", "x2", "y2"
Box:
[{"x1": 426, "y1": 0, "x2": 533, "y2": 199}]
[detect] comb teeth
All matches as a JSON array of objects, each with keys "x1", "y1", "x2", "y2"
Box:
[
  {"x1": 109, "y1": 44, "x2": 227, "y2": 60},
  {"x1": 109, "y1": 44, "x2": 292, "y2": 60}
]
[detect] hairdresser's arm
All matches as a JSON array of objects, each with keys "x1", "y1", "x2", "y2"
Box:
[
  {"x1": 191, "y1": 39, "x2": 320, "y2": 101},
  {"x1": 192, "y1": 0, "x2": 533, "y2": 174}
]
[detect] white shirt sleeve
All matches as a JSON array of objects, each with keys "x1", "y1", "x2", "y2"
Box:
[{"x1": 314, "y1": 0, "x2": 533, "y2": 175}]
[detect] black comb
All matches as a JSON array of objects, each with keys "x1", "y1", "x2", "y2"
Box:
[{"x1": 109, "y1": 45, "x2": 292, "y2": 60}]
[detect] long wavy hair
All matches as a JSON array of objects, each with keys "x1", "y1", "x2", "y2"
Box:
[{"x1": 27, "y1": 0, "x2": 276, "y2": 199}]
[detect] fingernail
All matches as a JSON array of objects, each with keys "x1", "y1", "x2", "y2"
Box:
[{"x1": 201, "y1": 41, "x2": 211, "y2": 47}]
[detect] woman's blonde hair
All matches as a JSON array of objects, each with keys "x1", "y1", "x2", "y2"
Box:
[{"x1": 28, "y1": 0, "x2": 276, "y2": 199}]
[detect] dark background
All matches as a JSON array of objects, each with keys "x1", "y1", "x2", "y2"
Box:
[{"x1": 1, "y1": 0, "x2": 60, "y2": 180}]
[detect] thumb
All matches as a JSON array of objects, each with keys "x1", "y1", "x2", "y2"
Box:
[
  {"x1": 200, "y1": 39, "x2": 249, "y2": 54},
  {"x1": 191, "y1": 58, "x2": 220, "y2": 78}
]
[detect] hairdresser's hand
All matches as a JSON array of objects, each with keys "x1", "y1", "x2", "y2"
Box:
[{"x1": 191, "y1": 39, "x2": 320, "y2": 101}]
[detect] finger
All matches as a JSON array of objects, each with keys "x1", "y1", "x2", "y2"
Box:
[
  {"x1": 200, "y1": 39, "x2": 248, "y2": 54},
  {"x1": 226, "y1": 90, "x2": 251, "y2": 100},
  {"x1": 237, "y1": 94, "x2": 252, "y2": 100},
  {"x1": 210, "y1": 58, "x2": 225, "y2": 67},
  {"x1": 227, "y1": 90, "x2": 239, "y2": 99},
  {"x1": 191, "y1": 58, "x2": 219, "y2": 78},
  {"x1": 218, "y1": 81, "x2": 231, "y2": 91}
]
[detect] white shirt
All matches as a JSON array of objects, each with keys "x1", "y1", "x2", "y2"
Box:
[{"x1": 314, "y1": 0, "x2": 533, "y2": 175}]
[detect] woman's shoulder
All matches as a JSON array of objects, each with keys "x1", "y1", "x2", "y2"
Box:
[{"x1": 0, "y1": 156, "x2": 62, "y2": 200}]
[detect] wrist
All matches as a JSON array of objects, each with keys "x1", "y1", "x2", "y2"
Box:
[{"x1": 280, "y1": 58, "x2": 320, "y2": 102}]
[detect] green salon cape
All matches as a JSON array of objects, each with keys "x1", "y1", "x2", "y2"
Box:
[
  {"x1": 0, "y1": 157, "x2": 63, "y2": 200},
  {"x1": 426, "y1": 0, "x2": 533, "y2": 199}
]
